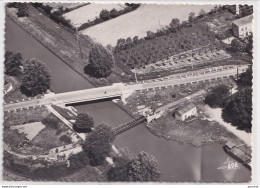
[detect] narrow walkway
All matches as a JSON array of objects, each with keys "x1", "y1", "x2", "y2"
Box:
[
  {"x1": 45, "y1": 105, "x2": 85, "y2": 140},
  {"x1": 155, "y1": 89, "x2": 206, "y2": 114}
]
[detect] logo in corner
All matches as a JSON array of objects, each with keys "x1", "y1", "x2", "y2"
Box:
[{"x1": 217, "y1": 158, "x2": 240, "y2": 170}]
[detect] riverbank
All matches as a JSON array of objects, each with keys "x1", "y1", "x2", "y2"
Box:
[{"x1": 147, "y1": 102, "x2": 248, "y2": 147}]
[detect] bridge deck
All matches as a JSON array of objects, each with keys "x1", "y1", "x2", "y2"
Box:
[{"x1": 4, "y1": 65, "x2": 248, "y2": 111}]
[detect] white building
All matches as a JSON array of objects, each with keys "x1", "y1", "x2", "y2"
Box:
[
  {"x1": 232, "y1": 15, "x2": 253, "y2": 38},
  {"x1": 175, "y1": 103, "x2": 197, "y2": 121}
]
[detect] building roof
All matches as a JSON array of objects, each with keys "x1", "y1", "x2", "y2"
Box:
[
  {"x1": 225, "y1": 141, "x2": 236, "y2": 149},
  {"x1": 176, "y1": 103, "x2": 196, "y2": 116},
  {"x1": 233, "y1": 15, "x2": 253, "y2": 27}
]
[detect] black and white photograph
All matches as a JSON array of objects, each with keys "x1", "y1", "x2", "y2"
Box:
[{"x1": 1, "y1": 1, "x2": 257, "y2": 183}]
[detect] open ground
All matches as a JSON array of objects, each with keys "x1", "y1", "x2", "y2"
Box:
[{"x1": 81, "y1": 4, "x2": 215, "y2": 46}]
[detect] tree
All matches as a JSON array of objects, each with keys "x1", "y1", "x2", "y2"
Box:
[
  {"x1": 82, "y1": 123, "x2": 115, "y2": 166},
  {"x1": 106, "y1": 149, "x2": 131, "y2": 182},
  {"x1": 73, "y1": 112, "x2": 94, "y2": 133},
  {"x1": 20, "y1": 58, "x2": 51, "y2": 97},
  {"x1": 237, "y1": 67, "x2": 252, "y2": 87},
  {"x1": 17, "y1": 3, "x2": 29, "y2": 17},
  {"x1": 4, "y1": 51, "x2": 22, "y2": 76},
  {"x1": 87, "y1": 45, "x2": 115, "y2": 78},
  {"x1": 127, "y1": 151, "x2": 160, "y2": 182},
  {"x1": 222, "y1": 88, "x2": 252, "y2": 132},
  {"x1": 198, "y1": 9, "x2": 206, "y2": 18},
  {"x1": 245, "y1": 33, "x2": 253, "y2": 54},
  {"x1": 188, "y1": 12, "x2": 196, "y2": 24},
  {"x1": 110, "y1": 8, "x2": 118, "y2": 18},
  {"x1": 169, "y1": 18, "x2": 180, "y2": 32},
  {"x1": 100, "y1": 9, "x2": 110, "y2": 20},
  {"x1": 231, "y1": 38, "x2": 247, "y2": 52},
  {"x1": 204, "y1": 84, "x2": 230, "y2": 108}
]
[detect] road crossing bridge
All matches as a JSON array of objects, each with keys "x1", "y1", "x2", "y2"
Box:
[{"x1": 4, "y1": 65, "x2": 248, "y2": 112}]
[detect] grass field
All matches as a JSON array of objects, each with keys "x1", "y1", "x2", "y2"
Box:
[
  {"x1": 31, "y1": 113, "x2": 72, "y2": 150},
  {"x1": 63, "y1": 3, "x2": 125, "y2": 28},
  {"x1": 81, "y1": 4, "x2": 215, "y2": 46},
  {"x1": 4, "y1": 106, "x2": 50, "y2": 127},
  {"x1": 10, "y1": 122, "x2": 46, "y2": 140}
]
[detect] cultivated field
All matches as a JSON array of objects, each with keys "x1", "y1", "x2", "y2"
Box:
[
  {"x1": 81, "y1": 4, "x2": 215, "y2": 46},
  {"x1": 63, "y1": 3, "x2": 126, "y2": 28},
  {"x1": 134, "y1": 48, "x2": 231, "y2": 74}
]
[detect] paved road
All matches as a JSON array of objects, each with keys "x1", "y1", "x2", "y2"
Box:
[{"x1": 4, "y1": 65, "x2": 248, "y2": 112}]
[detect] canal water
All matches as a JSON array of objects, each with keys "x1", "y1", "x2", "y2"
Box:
[{"x1": 5, "y1": 16, "x2": 251, "y2": 182}]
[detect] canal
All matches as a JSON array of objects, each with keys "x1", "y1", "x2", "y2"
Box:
[{"x1": 5, "y1": 16, "x2": 251, "y2": 182}]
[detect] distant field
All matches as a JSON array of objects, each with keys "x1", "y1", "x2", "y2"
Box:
[
  {"x1": 63, "y1": 3, "x2": 126, "y2": 28},
  {"x1": 81, "y1": 4, "x2": 215, "y2": 46},
  {"x1": 42, "y1": 3, "x2": 85, "y2": 12}
]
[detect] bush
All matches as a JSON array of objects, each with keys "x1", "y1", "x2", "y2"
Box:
[
  {"x1": 41, "y1": 115, "x2": 59, "y2": 130},
  {"x1": 4, "y1": 51, "x2": 22, "y2": 76},
  {"x1": 230, "y1": 38, "x2": 247, "y2": 52}
]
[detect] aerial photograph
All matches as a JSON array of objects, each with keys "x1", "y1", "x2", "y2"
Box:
[{"x1": 3, "y1": 2, "x2": 253, "y2": 182}]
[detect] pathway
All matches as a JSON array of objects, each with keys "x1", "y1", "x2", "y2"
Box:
[{"x1": 45, "y1": 105, "x2": 86, "y2": 140}]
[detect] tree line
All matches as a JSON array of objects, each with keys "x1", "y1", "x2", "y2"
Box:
[{"x1": 78, "y1": 3, "x2": 140, "y2": 31}]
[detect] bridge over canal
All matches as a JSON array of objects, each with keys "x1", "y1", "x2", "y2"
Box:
[{"x1": 4, "y1": 65, "x2": 248, "y2": 112}]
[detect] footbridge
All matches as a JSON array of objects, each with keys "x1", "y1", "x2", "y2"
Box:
[
  {"x1": 113, "y1": 116, "x2": 147, "y2": 135},
  {"x1": 4, "y1": 65, "x2": 249, "y2": 112}
]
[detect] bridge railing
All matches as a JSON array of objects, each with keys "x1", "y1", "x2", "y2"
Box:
[{"x1": 113, "y1": 116, "x2": 147, "y2": 135}]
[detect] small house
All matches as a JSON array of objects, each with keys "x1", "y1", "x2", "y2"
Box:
[
  {"x1": 232, "y1": 15, "x2": 253, "y2": 38},
  {"x1": 175, "y1": 103, "x2": 197, "y2": 121}
]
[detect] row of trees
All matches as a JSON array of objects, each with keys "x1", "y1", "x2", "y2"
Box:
[
  {"x1": 5, "y1": 51, "x2": 51, "y2": 97},
  {"x1": 30, "y1": 3, "x2": 75, "y2": 30},
  {"x1": 78, "y1": 3, "x2": 140, "y2": 31},
  {"x1": 114, "y1": 6, "x2": 223, "y2": 53},
  {"x1": 204, "y1": 67, "x2": 252, "y2": 132},
  {"x1": 114, "y1": 24, "x2": 216, "y2": 71}
]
